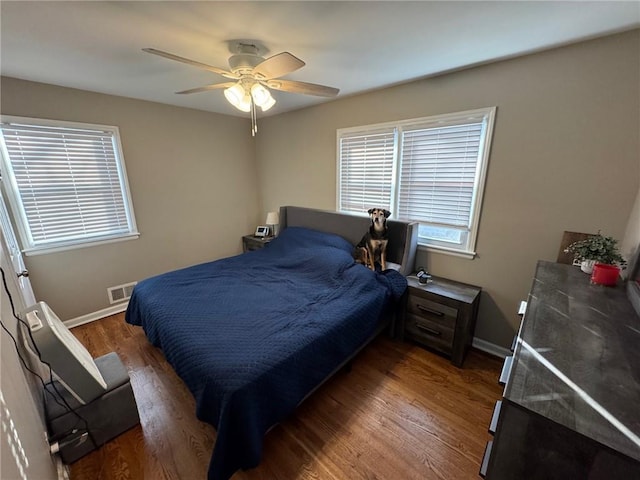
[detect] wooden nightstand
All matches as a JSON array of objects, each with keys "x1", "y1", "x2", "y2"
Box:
[
  {"x1": 242, "y1": 235, "x2": 273, "y2": 252},
  {"x1": 400, "y1": 275, "x2": 481, "y2": 367}
]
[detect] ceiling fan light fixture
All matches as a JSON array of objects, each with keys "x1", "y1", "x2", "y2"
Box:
[
  {"x1": 224, "y1": 83, "x2": 245, "y2": 108},
  {"x1": 237, "y1": 94, "x2": 252, "y2": 113},
  {"x1": 250, "y1": 83, "x2": 271, "y2": 107},
  {"x1": 260, "y1": 95, "x2": 276, "y2": 112}
]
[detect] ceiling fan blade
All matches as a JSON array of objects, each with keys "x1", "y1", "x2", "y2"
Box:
[
  {"x1": 266, "y1": 79, "x2": 339, "y2": 97},
  {"x1": 175, "y1": 82, "x2": 236, "y2": 95},
  {"x1": 252, "y1": 52, "x2": 305, "y2": 80},
  {"x1": 143, "y1": 48, "x2": 239, "y2": 79}
]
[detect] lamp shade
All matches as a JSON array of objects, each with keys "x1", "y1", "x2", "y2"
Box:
[
  {"x1": 237, "y1": 94, "x2": 252, "y2": 113},
  {"x1": 260, "y1": 95, "x2": 276, "y2": 112},
  {"x1": 251, "y1": 83, "x2": 271, "y2": 106},
  {"x1": 265, "y1": 211, "x2": 279, "y2": 225},
  {"x1": 224, "y1": 83, "x2": 245, "y2": 107}
]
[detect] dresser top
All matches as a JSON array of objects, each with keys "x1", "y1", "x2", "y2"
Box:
[{"x1": 506, "y1": 261, "x2": 640, "y2": 461}]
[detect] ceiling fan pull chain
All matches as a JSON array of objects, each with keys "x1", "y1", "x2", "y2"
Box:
[{"x1": 251, "y1": 99, "x2": 257, "y2": 136}]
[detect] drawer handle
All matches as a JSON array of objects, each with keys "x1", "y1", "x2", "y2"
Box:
[
  {"x1": 414, "y1": 323, "x2": 442, "y2": 336},
  {"x1": 489, "y1": 400, "x2": 502, "y2": 435},
  {"x1": 416, "y1": 304, "x2": 444, "y2": 317},
  {"x1": 480, "y1": 441, "x2": 493, "y2": 478},
  {"x1": 499, "y1": 356, "x2": 513, "y2": 385}
]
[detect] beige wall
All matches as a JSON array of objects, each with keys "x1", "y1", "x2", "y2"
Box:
[
  {"x1": 1, "y1": 77, "x2": 259, "y2": 320},
  {"x1": 256, "y1": 30, "x2": 640, "y2": 348}
]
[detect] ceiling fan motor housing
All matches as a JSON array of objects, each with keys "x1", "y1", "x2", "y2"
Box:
[
  {"x1": 229, "y1": 44, "x2": 265, "y2": 75},
  {"x1": 229, "y1": 54, "x2": 264, "y2": 74}
]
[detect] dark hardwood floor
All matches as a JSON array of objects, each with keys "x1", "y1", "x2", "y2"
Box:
[{"x1": 69, "y1": 313, "x2": 502, "y2": 480}]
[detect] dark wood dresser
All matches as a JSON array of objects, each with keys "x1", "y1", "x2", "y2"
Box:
[
  {"x1": 481, "y1": 261, "x2": 640, "y2": 478},
  {"x1": 400, "y1": 275, "x2": 481, "y2": 367}
]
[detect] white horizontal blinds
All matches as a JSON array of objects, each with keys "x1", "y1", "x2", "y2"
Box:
[
  {"x1": 339, "y1": 129, "x2": 395, "y2": 213},
  {"x1": 398, "y1": 121, "x2": 483, "y2": 228},
  {"x1": 1, "y1": 123, "x2": 131, "y2": 247}
]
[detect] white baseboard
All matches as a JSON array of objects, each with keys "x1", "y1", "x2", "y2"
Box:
[
  {"x1": 64, "y1": 302, "x2": 128, "y2": 328},
  {"x1": 472, "y1": 337, "x2": 511, "y2": 359}
]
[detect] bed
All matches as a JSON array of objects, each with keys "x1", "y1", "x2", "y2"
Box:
[{"x1": 125, "y1": 206, "x2": 418, "y2": 480}]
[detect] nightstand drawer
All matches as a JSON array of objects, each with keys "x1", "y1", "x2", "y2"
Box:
[
  {"x1": 244, "y1": 242, "x2": 264, "y2": 252},
  {"x1": 404, "y1": 313, "x2": 455, "y2": 352},
  {"x1": 406, "y1": 296, "x2": 458, "y2": 329}
]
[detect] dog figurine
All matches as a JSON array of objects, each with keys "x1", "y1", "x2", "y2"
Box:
[{"x1": 353, "y1": 208, "x2": 390, "y2": 271}]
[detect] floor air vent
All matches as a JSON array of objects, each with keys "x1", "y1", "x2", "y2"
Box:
[{"x1": 107, "y1": 282, "x2": 137, "y2": 304}]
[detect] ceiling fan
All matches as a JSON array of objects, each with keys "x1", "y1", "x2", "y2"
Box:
[{"x1": 143, "y1": 43, "x2": 339, "y2": 136}]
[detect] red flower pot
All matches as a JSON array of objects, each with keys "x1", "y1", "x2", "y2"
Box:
[{"x1": 590, "y1": 263, "x2": 620, "y2": 286}]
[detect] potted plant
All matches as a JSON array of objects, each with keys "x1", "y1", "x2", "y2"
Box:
[{"x1": 564, "y1": 231, "x2": 627, "y2": 285}]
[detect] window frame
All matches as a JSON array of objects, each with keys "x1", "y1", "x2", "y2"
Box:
[
  {"x1": 0, "y1": 115, "x2": 139, "y2": 255},
  {"x1": 337, "y1": 107, "x2": 496, "y2": 258}
]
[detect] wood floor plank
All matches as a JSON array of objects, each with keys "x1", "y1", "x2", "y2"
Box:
[{"x1": 69, "y1": 313, "x2": 502, "y2": 480}]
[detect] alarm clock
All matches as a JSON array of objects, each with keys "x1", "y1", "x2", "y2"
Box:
[{"x1": 254, "y1": 225, "x2": 270, "y2": 238}]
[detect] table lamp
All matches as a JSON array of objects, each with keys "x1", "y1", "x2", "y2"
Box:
[{"x1": 266, "y1": 211, "x2": 279, "y2": 237}]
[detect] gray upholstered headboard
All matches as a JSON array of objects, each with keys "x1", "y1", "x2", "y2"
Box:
[{"x1": 279, "y1": 206, "x2": 418, "y2": 276}]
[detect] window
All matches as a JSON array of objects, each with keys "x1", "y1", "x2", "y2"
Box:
[
  {"x1": 0, "y1": 116, "x2": 138, "y2": 255},
  {"x1": 338, "y1": 107, "x2": 496, "y2": 257}
]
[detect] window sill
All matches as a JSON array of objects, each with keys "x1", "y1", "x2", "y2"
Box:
[
  {"x1": 417, "y1": 243, "x2": 477, "y2": 260},
  {"x1": 23, "y1": 233, "x2": 140, "y2": 256}
]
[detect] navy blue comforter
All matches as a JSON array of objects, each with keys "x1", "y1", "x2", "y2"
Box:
[{"x1": 125, "y1": 227, "x2": 407, "y2": 479}]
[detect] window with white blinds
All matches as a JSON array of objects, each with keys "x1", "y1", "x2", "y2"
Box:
[
  {"x1": 337, "y1": 107, "x2": 496, "y2": 257},
  {"x1": 338, "y1": 129, "x2": 396, "y2": 213},
  {"x1": 0, "y1": 116, "x2": 138, "y2": 254}
]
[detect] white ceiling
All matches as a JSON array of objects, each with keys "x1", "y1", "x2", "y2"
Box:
[{"x1": 1, "y1": 1, "x2": 639, "y2": 118}]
